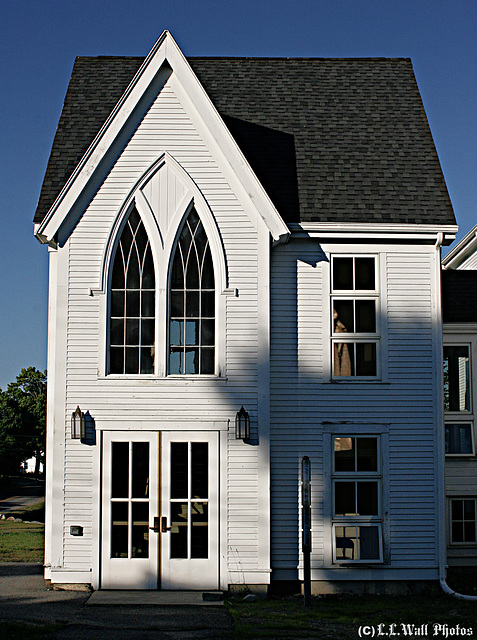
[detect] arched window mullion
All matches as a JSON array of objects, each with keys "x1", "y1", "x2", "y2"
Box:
[
  {"x1": 109, "y1": 208, "x2": 155, "y2": 375},
  {"x1": 169, "y1": 208, "x2": 215, "y2": 376}
]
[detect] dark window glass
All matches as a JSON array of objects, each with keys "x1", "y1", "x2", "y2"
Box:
[
  {"x1": 334, "y1": 437, "x2": 355, "y2": 472},
  {"x1": 357, "y1": 481, "x2": 378, "y2": 515},
  {"x1": 171, "y1": 443, "x2": 188, "y2": 499},
  {"x1": 111, "y1": 502, "x2": 129, "y2": 558},
  {"x1": 355, "y1": 300, "x2": 376, "y2": 333},
  {"x1": 356, "y1": 343, "x2": 376, "y2": 376},
  {"x1": 110, "y1": 207, "x2": 155, "y2": 374},
  {"x1": 445, "y1": 424, "x2": 473, "y2": 454},
  {"x1": 335, "y1": 481, "x2": 356, "y2": 515},
  {"x1": 191, "y1": 502, "x2": 208, "y2": 558},
  {"x1": 191, "y1": 443, "x2": 208, "y2": 499},
  {"x1": 359, "y1": 526, "x2": 380, "y2": 559},
  {"x1": 333, "y1": 300, "x2": 354, "y2": 333},
  {"x1": 355, "y1": 258, "x2": 375, "y2": 290},
  {"x1": 170, "y1": 502, "x2": 188, "y2": 558},
  {"x1": 444, "y1": 346, "x2": 470, "y2": 412},
  {"x1": 132, "y1": 442, "x2": 149, "y2": 498},
  {"x1": 112, "y1": 442, "x2": 129, "y2": 498},
  {"x1": 357, "y1": 438, "x2": 378, "y2": 471},
  {"x1": 131, "y1": 502, "x2": 149, "y2": 558},
  {"x1": 333, "y1": 258, "x2": 353, "y2": 290},
  {"x1": 169, "y1": 208, "x2": 215, "y2": 374}
]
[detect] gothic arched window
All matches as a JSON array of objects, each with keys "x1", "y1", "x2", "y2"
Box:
[
  {"x1": 110, "y1": 207, "x2": 155, "y2": 374},
  {"x1": 169, "y1": 208, "x2": 215, "y2": 375}
]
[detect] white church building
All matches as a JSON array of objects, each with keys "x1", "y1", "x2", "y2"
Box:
[{"x1": 34, "y1": 32, "x2": 457, "y2": 592}]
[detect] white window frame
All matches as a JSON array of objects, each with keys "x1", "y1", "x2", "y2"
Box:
[
  {"x1": 443, "y1": 341, "x2": 475, "y2": 457},
  {"x1": 331, "y1": 434, "x2": 384, "y2": 564},
  {"x1": 443, "y1": 343, "x2": 472, "y2": 414},
  {"x1": 449, "y1": 497, "x2": 477, "y2": 546},
  {"x1": 330, "y1": 255, "x2": 380, "y2": 380}
]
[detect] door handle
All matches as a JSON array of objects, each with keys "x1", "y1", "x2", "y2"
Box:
[
  {"x1": 161, "y1": 516, "x2": 171, "y2": 533},
  {"x1": 149, "y1": 516, "x2": 161, "y2": 532}
]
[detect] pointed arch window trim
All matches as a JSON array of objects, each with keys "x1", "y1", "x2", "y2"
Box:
[
  {"x1": 169, "y1": 207, "x2": 215, "y2": 375},
  {"x1": 109, "y1": 207, "x2": 156, "y2": 375}
]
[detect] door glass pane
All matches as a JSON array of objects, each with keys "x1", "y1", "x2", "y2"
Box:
[
  {"x1": 132, "y1": 502, "x2": 149, "y2": 558},
  {"x1": 191, "y1": 443, "x2": 208, "y2": 499},
  {"x1": 112, "y1": 442, "x2": 129, "y2": 498},
  {"x1": 171, "y1": 443, "x2": 188, "y2": 499},
  {"x1": 111, "y1": 502, "x2": 128, "y2": 558},
  {"x1": 170, "y1": 502, "x2": 188, "y2": 558},
  {"x1": 191, "y1": 502, "x2": 208, "y2": 558},
  {"x1": 132, "y1": 442, "x2": 149, "y2": 498}
]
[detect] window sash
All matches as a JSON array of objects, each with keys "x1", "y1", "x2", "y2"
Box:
[
  {"x1": 443, "y1": 345, "x2": 471, "y2": 413},
  {"x1": 332, "y1": 523, "x2": 383, "y2": 563},
  {"x1": 450, "y1": 498, "x2": 477, "y2": 544},
  {"x1": 445, "y1": 423, "x2": 475, "y2": 456}
]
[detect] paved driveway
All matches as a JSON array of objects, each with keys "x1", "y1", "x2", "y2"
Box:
[{"x1": 0, "y1": 564, "x2": 233, "y2": 639}]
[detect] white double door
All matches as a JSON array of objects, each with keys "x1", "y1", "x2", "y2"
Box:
[{"x1": 101, "y1": 431, "x2": 219, "y2": 590}]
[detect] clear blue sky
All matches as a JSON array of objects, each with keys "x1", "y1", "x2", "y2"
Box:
[{"x1": 1, "y1": 0, "x2": 476, "y2": 390}]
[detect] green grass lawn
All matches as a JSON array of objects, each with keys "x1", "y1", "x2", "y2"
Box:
[
  {"x1": 228, "y1": 592, "x2": 477, "y2": 639},
  {"x1": 0, "y1": 520, "x2": 44, "y2": 563}
]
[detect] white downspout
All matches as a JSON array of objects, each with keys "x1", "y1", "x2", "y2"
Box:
[{"x1": 436, "y1": 232, "x2": 477, "y2": 601}]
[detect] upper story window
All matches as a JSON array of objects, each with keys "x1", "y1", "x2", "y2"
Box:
[
  {"x1": 331, "y1": 256, "x2": 378, "y2": 378},
  {"x1": 109, "y1": 208, "x2": 155, "y2": 374},
  {"x1": 444, "y1": 345, "x2": 470, "y2": 412},
  {"x1": 169, "y1": 208, "x2": 215, "y2": 375}
]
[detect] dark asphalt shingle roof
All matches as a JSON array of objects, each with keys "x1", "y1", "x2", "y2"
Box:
[
  {"x1": 34, "y1": 55, "x2": 456, "y2": 227},
  {"x1": 442, "y1": 270, "x2": 477, "y2": 323}
]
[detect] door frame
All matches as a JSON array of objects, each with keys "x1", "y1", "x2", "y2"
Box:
[{"x1": 160, "y1": 431, "x2": 220, "y2": 590}]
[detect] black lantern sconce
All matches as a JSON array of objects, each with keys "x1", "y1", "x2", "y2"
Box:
[
  {"x1": 71, "y1": 406, "x2": 86, "y2": 440},
  {"x1": 235, "y1": 406, "x2": 250, "y2": 440}
]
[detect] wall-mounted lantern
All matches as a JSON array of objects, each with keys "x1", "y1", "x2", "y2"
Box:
[
  {"x1": 235, "y1": 406, "x2": 250, "y2": 440},
  {"x1": 71, "y1": 406, "x2": 86, "y2": 440}
]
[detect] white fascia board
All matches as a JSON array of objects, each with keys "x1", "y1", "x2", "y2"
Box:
[
  {"x1": 36, "y1": 31, "x2": 170, "y2": 243},
  {"x1": 36, "y1": 31, "x2": 289, "y2": 245},
  {"x1": 289, "y1": 222, "x2": 458, "y2": 243},
  {"x1": 442, "y1": 225, "x2": 477, "y2": 269}
]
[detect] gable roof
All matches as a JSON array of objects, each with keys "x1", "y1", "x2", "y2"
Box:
[
  {"x1": 34, "y1": 46, "x2": 456, "y2": 229},
  {"x1": 442, "y1": 224, "x2": 477, "y2": 270},
  {"x1": 442, "y1": 270, "x2": 477, "y2": 323}
]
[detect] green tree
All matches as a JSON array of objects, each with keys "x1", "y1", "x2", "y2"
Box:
[{"x1": 0, "y1": 367, "x2": 47, "y2": 476}]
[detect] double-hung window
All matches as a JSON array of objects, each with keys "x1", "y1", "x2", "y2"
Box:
[
  {"x1": 450, "y1": 498, "x2": 477, "y2": 544},
  {"x1": 443, "y1": 345, "x2": 474, "y2": 456},
  {"x1": 332, "y1": 435, "x2": 383, "y2": 563},
  {"x1": 331, "y1": 256, "x2": 379, "y2": 378}
]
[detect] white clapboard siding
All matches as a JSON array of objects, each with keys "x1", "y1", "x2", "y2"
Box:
[
  {"x1": 270, "y1": 242, "x2": 439, "y2": 576},
  {"x1": 57, "y1": 77, "x2": 264, "y2": 577}
]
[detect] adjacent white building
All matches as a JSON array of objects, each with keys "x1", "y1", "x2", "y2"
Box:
[{"x1": 34, "y1": 32, "x2": 458, "y2": 592}]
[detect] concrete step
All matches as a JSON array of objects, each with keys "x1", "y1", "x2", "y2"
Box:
[{"x1": 86, "y1": 590, "x2": 224, "y2": 606}]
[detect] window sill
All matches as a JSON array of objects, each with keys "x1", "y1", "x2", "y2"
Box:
[{"x1": 98, "y1": 374, "x2": 227, "y2": 383}]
